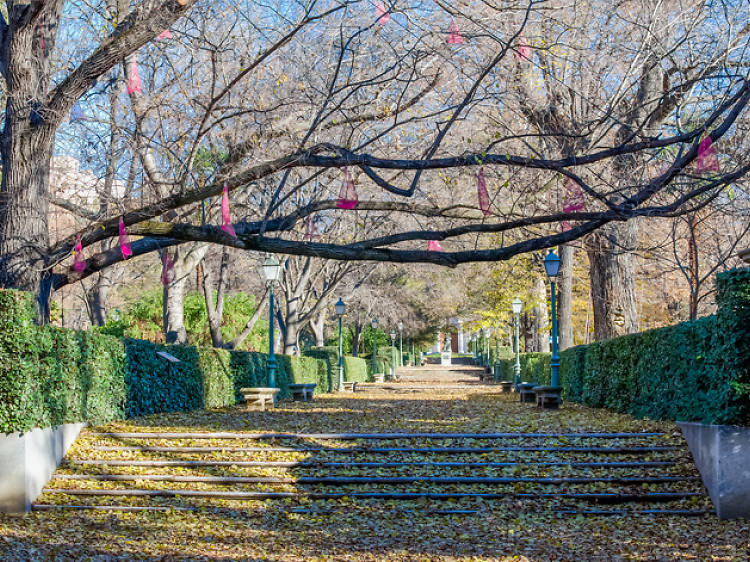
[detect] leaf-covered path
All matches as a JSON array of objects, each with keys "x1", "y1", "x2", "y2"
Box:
[{"x1": 1, "y1": 366, "x2": 748, "y2": 561}]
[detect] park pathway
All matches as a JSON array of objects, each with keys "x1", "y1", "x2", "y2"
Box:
[{"x1": 35, "y1": 364, "x2": 710, "y2": 518}]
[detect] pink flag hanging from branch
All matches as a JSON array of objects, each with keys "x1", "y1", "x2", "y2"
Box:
[
  {"x1": 477, "y1": 167, "x2": 491, "y2": 216},
  {"x1": 337, "y1": 167, "x2": 358, "y2": 210},
  {"x1": 516, "y1": 35, "x2": 531, "y2": 60},
  {"x1": 161, "y1": 252, "x2": 176, "y2": 286},
  {"x1": 427, "y1": 240, "x2": 443, "y2": 252},
  {"x1": 375, "y1": 1, "x2": 390, "y2": 24},
  {"x1": 127, "y1": 58, "x2": 142, "y2": 94},
  {"x1": 561, "y1": 177, "x2": 587, "y2": 231},
  {"x1": 447, "y1": 19, "x2": 463, "y2": 44},
  {"x1": 73, "y1": 234, "x2": 86, "y2": 274},
  {"x1": 119, "y1": 217, "x2": 133, "y2": 259},
  {"x1": 696, "y1": 135, "x2": 720, "y2": 174},
  {"x1": 221, "y1": 185, "x2": 237, "y2": 237},
  {"x1": 157, "y1": 29, "x2": 172, "y2": 40}
]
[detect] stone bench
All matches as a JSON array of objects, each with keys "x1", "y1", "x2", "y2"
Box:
[
  {"x1": 534, "y1": 386, "x2": 562, "y2": 410},
  {"x1": 240, "y1": 387, "x2": 280, "y2": 411},
  {"x1": 499, "y1": 381, "x2": 513, "y2": 393},
  {"x1": 288, "y1": 383, "x2": 316, "y2": 402},
  {"x1": 342, "y1": 381, "x2": 358, "y2": 392},
  {"x1": 517, "y1": 382, "x2": 538, "y2": 403}
]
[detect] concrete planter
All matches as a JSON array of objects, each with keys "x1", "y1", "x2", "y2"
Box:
[
  {"x1": 0, "y1": 423, "x2": 84, "y2": 513},
  {"x1": 678, "y1": 421, "x2": 750, "y2": 519}
]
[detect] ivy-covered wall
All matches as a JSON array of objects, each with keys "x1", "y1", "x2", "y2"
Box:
[
  {"x1": 0, "y1": 290, "x2": 329, "y2": 434},
  {"x1": 560, "y1": 267, "x2": 750, "y2": 425}
]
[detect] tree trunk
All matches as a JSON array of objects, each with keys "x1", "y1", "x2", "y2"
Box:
[
  {"x1": 352, "y1": 319, "x2": 362, "y2": 357},
  {"x1": 522, "y1": 312, "x2": 533, "y2": 352},
  {"x1": 586, "y1": 221, "x2": 639, "y2": 341},
  {"x1": 558, "y1": 244, "x2": 574, "y2": 350},
  {"x1": 163, "y1": 271, "x2": 189, "y2": 344},
  {"x1": 687, "y1": 214, "x2": 700, "y2": 320},
  {"x1": 532, "y1": 276, "x2": 550, "y2": 352},
  {"x1": 228, "y1": 288, "x2": 269, "y2": 350},
  {"x1": 310, "y1": 306, "x2": 327, "y2": 347},
  {"x1": 86, "y1": 269, "x2": 115, "y2": 326}
]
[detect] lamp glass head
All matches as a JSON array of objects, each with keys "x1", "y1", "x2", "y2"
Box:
[
  {"x1": 398, "y1": 321, "x2": 403, "y2": 331},
  {"x1": 262, "y1": 256, "x2": 281, "y2": 283},
  {"x1": 334, "y1": 298, "x2": 345, "y2": 317},
  {"x1": 483, "y1": 327, "x2": 491, "y2": 337},
  {"x1": 544, "y1": 249, "x2": 562, "y2": 278},
  {"x1": 512, "y1": 297, "x2": 523, "y2": 315},
  {"x1": 371, "y1": 318, "x2": 378, "y2": 329}
]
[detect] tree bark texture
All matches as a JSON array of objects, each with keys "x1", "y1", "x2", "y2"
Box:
[
  {"x1": 586, "y1": 221, "x2": 639, "y2": 341},
  {"x1": 557, "y1": 244, "x2": 574, "y2": 349},
  {"x1": 532, "y1": 276, "x2": 550, "y2": 352}
]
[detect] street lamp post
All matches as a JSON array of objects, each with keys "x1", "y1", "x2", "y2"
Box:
[
  {"x1": 512, "y1": 297, "x2": 523, "y2": 389},
  {"x1": 544, "y1": 249, "x2": 562, "y2": 389},
  {"x1": 390, "y1": 330, "x2": 397, "y2": 379},
  {"x1": 261, "y1": 256, "x2": 282, "y2": 390},
  {"x1": 484, "y1": 327, "x2": 491, "y2": 372},
  {"x1": 539, "y1": 249, "x2": 563, "y2": 409},
  {"x1": 398, "y1": 321, "x2": 404, "y2": 367},
  {"x1": 371, "y1": 318, "x2": 378, "y2": 376},
  {"x1": 494, "y1": 329, "x2": 501, "y2": 381},
  {"x1": 335, "y1": 299, "x2": 346, "y2": 391}
]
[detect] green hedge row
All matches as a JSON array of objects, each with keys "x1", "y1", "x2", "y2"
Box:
[
  {"x1": 559, "y1": 268, "x2": 750, "y2": 425},
  {"x1": 494, "y1": 352, "x2": 551, "y2": 384},
  {"x1": 0, "y1": 290, "x2": 329, "y2": 434},
  {"x1": 305, "y1": 346, "x2": 371, "y2": 389}
]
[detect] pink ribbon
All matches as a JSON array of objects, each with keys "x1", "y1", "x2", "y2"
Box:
[
  {"x1": 516, "y1": 35, "x2": 531, "y2": 60},
  {"x1": 127, "y1": 58, "x2": 142, "y2": 94},
  {"x1": 696, "y1": 135, "x2": 719, "y2": 174},
  {"x1": 447, "y1": 19, "x2": 463, "y2": 44},
  {"x1": 157, "y1": 29, "x2": 172, "y2": 40},
  {"x1": 119, "y1": 217, "x2": 132, "y2": 259},
  {"x1": 337, "y1": 168, "x2": 358, "y2": 210},
  {"x1": 561, "y1": 177, "x2": 587, "y2": 231},
  {"x1": 428, "y1": 240, "x2": 443, "y2": 252},
  {"x1": 73, "y1": 234, "x2": 86, "y2": 274},
  {"x1": 477, "y1": 167, "x2": 491, "y2": 216},
  {"x1": 221, "y1": 185, "x2": 237, "y2": 237},
  {"x1": 375, "y1": 1, "x2": 390, "y2": 24}
]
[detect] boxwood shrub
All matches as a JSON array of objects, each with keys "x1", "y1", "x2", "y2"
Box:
[
  {"x1": 560, "y1": 267, "x2": 750, "y2": 425},
  {"x1": 0, "y1": 290, "x2": 327, "y2": 434}
]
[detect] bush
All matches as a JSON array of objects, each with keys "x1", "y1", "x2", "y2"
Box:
[
  {"x1": 304, "y1": 346, "x2": 337, "y2": 392},
  {"x1": 0, "y1": 289, "x2": 327, "y2": 434},
  {"x1": 344, "y1": 356, "x2": 369, "y2": 384},
  {"x1": 493, "y1": 352, "x2": 551, "y2": 384},
  {"x1": 559, "y1": 267, "x2": 750, "y2": 425}
]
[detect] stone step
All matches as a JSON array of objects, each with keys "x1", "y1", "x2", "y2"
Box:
[
  {"x1": 51, "y1": 473, "x2": 699, "y2": 485},
  {"x1": 91, "y1": 431, "x2": 665, "y2": 440},
  {"x1": 66, "y1": 459, "x2": 680, "y2": 469},
  {"x1": 89, "y1": 445, "x2": 680, "y2": 454}
]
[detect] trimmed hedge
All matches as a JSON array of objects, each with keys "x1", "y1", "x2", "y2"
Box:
[
  {"x1": 0, "y1": 290, "x2": 327, "y2": 434},
  {"x1": 560, "y1": 267, "x2": 750, "y2": 425},
  {"x1": 343, "y1": 356, "x2": 370, "y2": 384},
  {"x1": 494, "y1": 352, "x2": 551, "y2": 384}
]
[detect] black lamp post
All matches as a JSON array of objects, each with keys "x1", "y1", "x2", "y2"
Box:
[
  {"x1": 371, "y1": 317, "x2": 378, "y2": 376},
  {"x1": 544, "y1": 249, "x2": 562, "y2": 390},
  {"x1": 335, "y1": 298, "x2": 346, "y2": 391},
  {"x1": 261, "y1": 256, "x2": 281, "y2": 389}
]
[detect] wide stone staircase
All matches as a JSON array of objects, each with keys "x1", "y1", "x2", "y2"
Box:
[{"x1": 35, "y1": 427, "x2": 712, "y2": 516}]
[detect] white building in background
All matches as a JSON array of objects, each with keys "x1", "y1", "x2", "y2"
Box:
[
  {"x1": 50, "y1": 155, "x2": 127, "y2": 207},
  {"x1": 430, "y1": 318, "x2": 468, "y2": 354}
]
